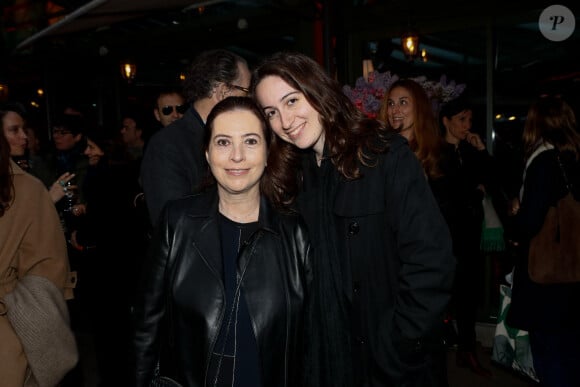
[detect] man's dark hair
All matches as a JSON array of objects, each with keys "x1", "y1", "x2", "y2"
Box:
[
  {"x1": 0, "y1": 101, "x2": 27, "y2": 119},
  {"x1": 182, "y1": 49, "x2": 247, "y2": 104},
  {"x1": 52, "y1": 113, "x2": 86, "y2": 135},
  {"x1": 155, "y1": 87, "x2": 184, "y2": 106}
]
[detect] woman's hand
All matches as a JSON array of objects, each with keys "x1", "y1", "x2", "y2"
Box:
[
  {"x1": 48, "y1": 172, "x2": 76, "y2": 203},
  {"x1": 466, "y1": 132, "x2": 486, "y2": 151}
]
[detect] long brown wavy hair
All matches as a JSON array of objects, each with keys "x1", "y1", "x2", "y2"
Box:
[
  {"x1": 251, "y1": 51, "x2": 390, "y2": 202},
  {"x1": 378, "y1": 78, "x2": 443, "y2": 179},
  {"x1": 523, "y1": 95, "x2": 580, "y2": 160},
  {"x1": 0, "y1": 131, "x2": 14, "y2": 217}
]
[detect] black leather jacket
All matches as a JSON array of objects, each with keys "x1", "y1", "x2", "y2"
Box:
[{"x1": 133, "y1": 189, "x2": 312, "y2": 387}]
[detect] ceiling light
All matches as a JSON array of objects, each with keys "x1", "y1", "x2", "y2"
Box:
[
  {"x1": 401, "y1": 30, "x2": 420, "y2": 61},
  {"x1": 0, "y1": 83, "x2": 8, "y2": 100},
  {"x1": 121, "y1": 62, "x2": 136, "y2": 82},
  {"x1": 401, "y1": 28, "x2": 419, "y2": 61}
]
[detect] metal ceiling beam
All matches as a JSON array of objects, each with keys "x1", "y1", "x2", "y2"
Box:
[{"x1": 15, "y1": 0, "x2": 108, "y2": 51}]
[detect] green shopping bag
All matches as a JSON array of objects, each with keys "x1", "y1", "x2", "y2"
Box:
[
  {"x1": 491, "y1": 284, "x2": 538, "y2": 382},
  {"x1": 480, "y1": 195, "x2": 505, "y2": 252}
]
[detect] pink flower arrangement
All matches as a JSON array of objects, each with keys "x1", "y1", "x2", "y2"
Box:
[{"x1": 343, "y1": 71, "x2": 466, "y2": 118}]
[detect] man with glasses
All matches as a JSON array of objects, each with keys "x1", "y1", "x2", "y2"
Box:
[
  {"x1": 48, "y1": 114, "x2": 88, "y2": 209},
  {"x1": 141, "y1": 49, "x2": 251, "y2": 224},
  {"x1": 153, "y1": 88, "x2": 186, "y2": 128}
]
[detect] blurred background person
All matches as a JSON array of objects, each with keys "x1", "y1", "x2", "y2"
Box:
[
  {"x1": 120, "y1": 110, "x2": 147, "y2": 162},
  {"x1": 438, "y1": 96, "x2": 495, "y2": 377},
  {"x1": 1, "y1": 101, "x2": 29, "y2": 170},
  {"x1": 379, "y1": 79, "x2": 443, "y2": 179},
  {"x1": 153, "y1": 87, "x2": 186, "y2": 128},
  {"x1": 1, "y1": 102, "x2": 76, "y2": 204},
  {"x1": 507, "y1": 95, "x2": 580, "y2": 387},
  {"x1": 69, "y1": 127, "x2": 142, "y2": 386},
  {"x1": 0, "y1": 125, "x2": 76, "y2": 387}
]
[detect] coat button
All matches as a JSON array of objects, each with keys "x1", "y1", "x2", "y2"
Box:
[
  {"x1": 348, "y1": 221, "x2": 360, "y2": 236},
  {"x1": 353, "y1": 281, "x2": 360, "y2": 294}
]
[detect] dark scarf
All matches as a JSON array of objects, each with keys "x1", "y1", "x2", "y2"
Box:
[{"x1": 300, "y1": 153, "x2": 353, "y2": 387}]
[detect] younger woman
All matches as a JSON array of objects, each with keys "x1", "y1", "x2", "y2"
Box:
[{"x1": 253, "y1": 52, "x2": 454, "y2": 387}]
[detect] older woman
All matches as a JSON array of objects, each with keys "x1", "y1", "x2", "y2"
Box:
[{"x1": 133, "y1": 96, "x2": 312, "y2": 387}]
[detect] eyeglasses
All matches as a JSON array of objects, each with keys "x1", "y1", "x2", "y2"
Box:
[
  {"x1": 52, "y1": 129, "x2": 73, "y2": 136},
  {"x1": 161, "y1": 104, "x2": 188, "y2": 116},
  {"x1": 230, "y1": 84, "x2": 250, "y2": 94}
]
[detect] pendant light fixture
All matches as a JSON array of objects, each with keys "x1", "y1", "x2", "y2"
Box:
[
  {"x1": 120, "y1": 61, "x2": 137, "y2": 82},
  {"x1": 401, "y1": 29, "x2": 420, "y2": 61}
]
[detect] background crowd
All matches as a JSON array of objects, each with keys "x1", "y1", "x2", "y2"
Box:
[{"x1": 1, "y1": 47, "x2": 579, "y2": 387}]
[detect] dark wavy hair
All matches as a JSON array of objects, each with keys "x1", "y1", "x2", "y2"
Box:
[
  {"x1": 523, "y1": 95, "x2": 580, "y2": 160},
  {"x1": 0, "y1": 131, "x2": 14, "y2": 217},
  {"x1": 379, "y1": 78, "x2": 443, "y2": 179},
  {"x1": 203, "y1": 96, "x2": 293, "y2": 210},
  {"x1": 183, "y1": 49, "x2": 248, "y2": 104},
  {"x1": 251, "y1": 52, "x2": 389, "y2": 188}
]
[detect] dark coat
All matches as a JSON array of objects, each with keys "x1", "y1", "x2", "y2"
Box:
[
  {"x1": 140, "y1": 108, "x2": 207, "y2": 225},
  {"x1": 133, "y1": 189, "x2": 313, "y2": 387},
  {"x1": 298, "y1": 135, "x2": 455, "y2": 386},
  {"x1": 507, "y1": 149, "x2": 580, "y2": 331},
  {"x1": 429, "y1": 141, "x2": 493, "y2": 259}
]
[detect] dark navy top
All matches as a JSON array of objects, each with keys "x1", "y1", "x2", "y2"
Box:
[{"x1": 207, "y1": 213, "x2": 262, "y2": 387}]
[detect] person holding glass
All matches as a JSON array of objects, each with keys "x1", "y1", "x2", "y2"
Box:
[
  {"x1": 1, "y1": 102, "x2": 76, "y2": 203},
  {"x1": 133, "y1": 96, "x2": 312, "y2": 387}
]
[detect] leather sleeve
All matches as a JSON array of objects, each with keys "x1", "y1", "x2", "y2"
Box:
[{"x1": 132, "y1": 204, "x2": 174, "y2": 387}]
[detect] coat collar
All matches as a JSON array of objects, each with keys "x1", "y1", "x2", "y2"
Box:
[
  {"x1": 185, "y1": 186, "x2": 279, "y2": 235},
  {"x1": 182, "y1": 106, "x2": 205, "y2": 133},
  {"x1": 10, "y1": 159, "x2": 25, "y2": 176},
  {"x1": 183, "y1": 186, "x2": 280, "y2": 277}
]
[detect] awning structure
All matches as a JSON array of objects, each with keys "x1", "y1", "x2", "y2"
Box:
[{"x1": 15, "y1": 0, "x2": 229, "y2": 50}]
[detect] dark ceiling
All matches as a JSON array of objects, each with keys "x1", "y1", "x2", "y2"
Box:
[{"x1": 1, "y1": 0, "x2": 579, "y2": 121}]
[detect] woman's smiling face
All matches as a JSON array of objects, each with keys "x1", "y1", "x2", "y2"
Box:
[
  {"x1": 205, "y1": 109, "x2": 268, "y2": 198},
  {"x1": 255, "y1": 75, "x2": 326, "y2": 158},
  {"x1": 386, "y1": 86, "x2": 416, "y2": 140}
]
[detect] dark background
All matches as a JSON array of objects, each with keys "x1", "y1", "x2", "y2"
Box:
[{"x1": 1, "y1": 0, "x2": 579, "y2": 140}]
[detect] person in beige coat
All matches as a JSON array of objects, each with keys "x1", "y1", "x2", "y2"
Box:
[{"x1": 1, "y1": 132, "x2": 77, "y2": 387}]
